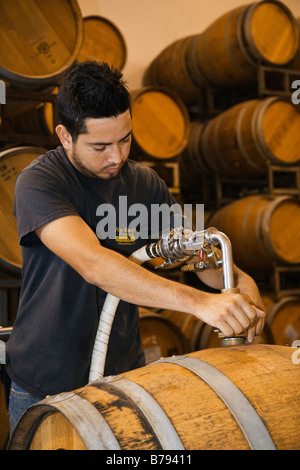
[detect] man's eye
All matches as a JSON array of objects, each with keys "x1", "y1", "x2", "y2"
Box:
[{"x1": 94, "y1": 147, "x2": 106, "y2": 152}]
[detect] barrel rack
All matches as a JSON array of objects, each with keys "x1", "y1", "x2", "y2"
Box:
[
  {"x1": 201, "y1": 64, "x2": 300, "y2": 119},
  {"x1": 0, "y1": 87, "x2": 59, "y2": 149}
]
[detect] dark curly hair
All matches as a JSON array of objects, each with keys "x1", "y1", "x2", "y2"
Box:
[{"x1": 57, "y1": 61, "x2": 131, "y2": 141}]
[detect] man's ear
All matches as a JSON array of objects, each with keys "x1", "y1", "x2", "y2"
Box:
[{"x1": 55, "y1": 124, "x2": 73, "y2": 151}]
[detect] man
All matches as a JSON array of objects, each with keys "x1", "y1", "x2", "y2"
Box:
[{"x1": 6, "y1": 61, "x2": 265, "y2": 434}]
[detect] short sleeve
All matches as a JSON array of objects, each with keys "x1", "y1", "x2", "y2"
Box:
[{"x1": 14, "y1": 166, "x2": 79, "y2": 247}]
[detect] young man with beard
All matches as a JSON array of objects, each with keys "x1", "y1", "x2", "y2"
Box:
[{"x1": 5, "y1": 61, "x2": 265, "y2": 434}]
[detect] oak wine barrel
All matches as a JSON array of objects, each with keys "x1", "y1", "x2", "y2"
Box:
[
  {"x1": 180, "y1": 121, "x2": 211, "y2": 176},
  {"x1": 130, "y1": 87, "x2": 190, "y2": 160},
  {"x1": 143, "y1": 1, "x2": 299, "y2": 104},
  {"x1": 263, "y1": 295, "x2": 300, "y2": 345},
  {"x1": 288, "y1": 17, "x2": 300, "y2": 70},
  {"x1": 200, "y1": 97, "x2": 300, "y2": 178},
  {"x1": 0, "y1": 146, "x2": 45, "y2": 275},
  {"x1": 159, "y1": 309, "x2": 204, "y2": 352},
  {"x1": 186, "y1": 0, "x2": 299, "y2": 88},
  {"x1": 209, "y1": 195, "x2": 300, "y2": 271},
  {"x1": 0, "y1": 0, "x2": 83, "y2": 89},
  {"x1": 139, "y1": 308, "x2": 188, "y2": 364},
  {"x1": 8, "y1": 345, "x2": 300, "y2": 450},
  {"x1": 143, "y1": 36, "x2": 203, "y2": 106},
  {"x1": 4, "y1": 101, "x2": 57, "y2": 137},
  {"x1": 1, "y1": 87, "x2": 59, "y2": 142},
  {"x1": 76, "y1": 16, "x2": 127, "y2": 71}
]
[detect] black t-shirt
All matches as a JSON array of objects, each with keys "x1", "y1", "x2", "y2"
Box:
[{"x1": 6, "y1": 146, "x2": 177, "y2": 398}]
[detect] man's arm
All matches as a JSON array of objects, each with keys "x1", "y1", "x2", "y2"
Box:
[{"x1": 36, "y1": 215, "x2": 265, "y2": 339}]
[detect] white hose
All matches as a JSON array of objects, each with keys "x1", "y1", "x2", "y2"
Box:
[{"x1": 88, "y1": 245, "x2": 152, "y2": 383}]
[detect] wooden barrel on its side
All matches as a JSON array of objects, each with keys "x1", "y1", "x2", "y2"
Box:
[
  {"x1": 76, "y1": 16, "x2": 127, "y2": 71},
  {"x1": 5, "y1": 102, "x2": 57, "y2": 137},
  {"x1": 0, "y1": 0, "x2": 83, "y2": 89},
  {"x1": 187, "y1": 0, "x2": 299, "y2": 88},
  {"x1": 130, "y1": 87, "x2": 190, "y2": 160},
  {"x1": 180, "y1": 121, "x2": 212, "y2": 177},
  {"x1": 143, "y1": 1, "x2": 299, "y2": 102},
  {"x1": 139, "y1": 308, "x2": 188, "y2": 364},
  {"x1": 200, "y1": 97, "x2": 300, "y2": 178},
  {"x1": 8, "y1": 345, "x2": 300, "y2": 450},
  {"x1": 2, "y1": 87, "x2": 59, "y2": 140},
  {"x1": 263, "y1": 295, "x2": 300, "y2": 345},
  {"x1": 289, "y1": 17, "x2": 300, "y2": 71},
  {"x1": 160, "y1": 309, "x2": 204, "y2": 352},
  {"x1": 209, "y1": 195, "x2": 300, "y2": 271},
  {"x1": 143, "y1": 37, "x2": 203, "y2": 107},
  {"x1": 0, "y1": 147, "x2": 45, "y2": 276}
]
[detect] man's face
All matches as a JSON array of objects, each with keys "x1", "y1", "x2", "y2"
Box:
[{"x1": 65, "y1": 110, "x2": 132, "y2": 179}]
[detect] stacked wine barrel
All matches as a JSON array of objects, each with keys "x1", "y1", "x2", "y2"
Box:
[
  {"x1": 0, "y1": 0, "x2": 83, "y2": 331},
  {"x1": 143, "y1": 0, "x2": 300, "y2": 198},
  {"x1": 142, "y1": 1, "x2": 300, "y2": 350},
  {"x1": 0, "y1": 1, "x2": 133, "y2": 449},
  {"x1": 0, "y1": 1, "x2": 133, "y2": 324},
  {"x1": 1, "y1": 0, "x2": 300, "y2": 452},
  {"x1": 143, "y1": 1, "x2": 299, "y2": 105}
]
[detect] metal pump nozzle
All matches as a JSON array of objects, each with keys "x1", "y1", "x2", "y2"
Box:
[
  {"x1": 146, "y1": 227, "x2": 237, "y2": 290},
  {"x1": 147, "y1": 227, "x2": 246, "y2": 346}
]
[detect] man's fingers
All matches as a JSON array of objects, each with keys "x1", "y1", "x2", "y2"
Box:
[
  {"x1": 254, "y1": 307, "x2": 267, "y2": 319},
  {"x1": 247, "y1": 325, "x2": 255, "y2": 343},
  {"x1": 216, "y1": 311, "x2": 250, "y2": 338},
  {"x1": 247, "y1": 317, "x2": 266, "y2": 343},
  {"x1": 241, "y1": 294, "x2": 266, "y2": 319},
  {"x1": 217, "y1": 294, "x2": 266, "y2": 338}
]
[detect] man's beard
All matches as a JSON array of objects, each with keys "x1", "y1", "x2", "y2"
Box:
[{"x1": 71, "y1": 148, "x2": 123, "y2": 180}]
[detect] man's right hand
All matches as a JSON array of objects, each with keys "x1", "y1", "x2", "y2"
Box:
[{"x1": 197, "y1": 291, "x2": 266, "y2": 339}]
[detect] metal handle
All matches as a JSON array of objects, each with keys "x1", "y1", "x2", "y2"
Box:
[
  {"x1": 216, "y1": 288, "x2": 248, "y2": 345},
  {"x1": 221, "y1": 288, "x2": 240, "y2": 294}
]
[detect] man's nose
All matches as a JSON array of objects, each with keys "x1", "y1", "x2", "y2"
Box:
[{"x1": 107, "y1": 143, "x2": 123, "y2": 165}]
